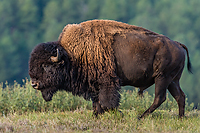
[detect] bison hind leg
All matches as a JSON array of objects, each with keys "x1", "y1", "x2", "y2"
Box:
[
  {"x1": 168, "y1": 80, "x2": 185, "y2": 118},
  {"x1": 168, "y1": 67, "x2": 185, "y2": 118}
]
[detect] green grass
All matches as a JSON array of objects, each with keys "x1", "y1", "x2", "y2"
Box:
[
  {"x1": 0, "y1": 79, "x2": 199, "y2": 132},
  {"x1": 0, "y1": 110, "x2": 200, "y2": 132}
]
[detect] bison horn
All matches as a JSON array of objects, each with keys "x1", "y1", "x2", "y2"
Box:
[{"x1": 51, "y1": 49, "x2": 61, "y2": 62}]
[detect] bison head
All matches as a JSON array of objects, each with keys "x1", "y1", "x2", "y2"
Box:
[{"x1": 29, "y1": 42, "x2": 68, "y2": 101}]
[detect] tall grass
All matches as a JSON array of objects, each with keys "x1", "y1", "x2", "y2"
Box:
[{"x1": 0, "y1": 79, "x2": 194, "y2": 116}]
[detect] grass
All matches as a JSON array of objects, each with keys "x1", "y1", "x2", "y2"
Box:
[
  {"x1": 0, "y1": 110, "x2": 200, "y2": 132},
  {"x1": 0, "y1": 79, "x2": 199, "y2": 132}
]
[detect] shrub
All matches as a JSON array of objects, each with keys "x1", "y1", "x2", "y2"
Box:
[{"x1": 0, "y1": 79, "x2": 194, "y2": 115}]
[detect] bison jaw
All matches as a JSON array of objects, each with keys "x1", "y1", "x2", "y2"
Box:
[{"x1": 41, "y1": 88, "x2": 57, "y2": 102}]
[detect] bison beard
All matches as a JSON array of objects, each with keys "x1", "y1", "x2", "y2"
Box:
[
  {"x1": 41, "y1": 87, "x2": 57, "y2": 102},
  {"x1": 29, "y1": 20, "x2": 192, "y2": 119}
]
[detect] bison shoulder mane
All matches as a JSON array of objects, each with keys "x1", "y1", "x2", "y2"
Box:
[{"x1": 58, "y1": 20, "x2": 158, "y2": 100}]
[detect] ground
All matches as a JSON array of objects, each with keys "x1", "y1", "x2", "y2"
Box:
[{"x1": 0, "y1": 109, "x2": 199, "y2": 133}]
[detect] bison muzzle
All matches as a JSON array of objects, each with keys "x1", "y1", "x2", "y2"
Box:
[{"x1": 29, "y1": 20, "x2": 192, "y2": 118}]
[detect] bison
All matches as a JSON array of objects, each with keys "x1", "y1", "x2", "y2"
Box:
[{"x1": 29, "y1": 20, "x2": 192, "y2": 118}]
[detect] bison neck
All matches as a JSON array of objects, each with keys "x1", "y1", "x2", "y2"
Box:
[{"x1": 65, "y1": 63, "x2": 91, "y2": 100}]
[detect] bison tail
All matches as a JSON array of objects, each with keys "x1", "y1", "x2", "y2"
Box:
[{"x1": 178, "y1": 42, "x2": 193, "y2": 74}]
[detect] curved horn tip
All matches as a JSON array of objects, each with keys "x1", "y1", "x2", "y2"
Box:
[{"x1": 51, "y1": 48, "x2": 61, "y2": 62}]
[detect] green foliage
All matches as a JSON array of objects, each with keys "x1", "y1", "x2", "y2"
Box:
[
  {"x1": 0, "y1": 0, "x2": 200, "y2": 106},
  {"x1": 0, "y1": 79, "x2": 92, "y2": 115},
  {"x1": 0, "y1": 80, "x2": 194, "y2": 116},
  {"x1": 0, "y1": 81, "x2": 199, "y2": 132}
]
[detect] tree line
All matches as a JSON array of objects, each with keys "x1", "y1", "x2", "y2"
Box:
[{"x1": 0, "y1": 0, "x2": 199, "y2": 106}]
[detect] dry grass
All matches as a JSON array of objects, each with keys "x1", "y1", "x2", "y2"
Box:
[
  {"x1": 0, "y1": 109, "x2": 200, "y2": 133},
  {"x1": 0, "y1": 80, "x2": 199, "y2": 132}
]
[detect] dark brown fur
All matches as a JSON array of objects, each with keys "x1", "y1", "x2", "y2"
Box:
[{"x1": 29, "y1": 20, "x2": 192, "y2": 118}]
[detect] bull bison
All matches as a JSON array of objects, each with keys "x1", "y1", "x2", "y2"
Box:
[{"x1": 29, "y1": 20, "x2": 192, "y2": 118}]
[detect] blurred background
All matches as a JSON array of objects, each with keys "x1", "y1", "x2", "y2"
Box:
[{"x1": 0, "y1": 0, "x2": 199, "y2": 107}]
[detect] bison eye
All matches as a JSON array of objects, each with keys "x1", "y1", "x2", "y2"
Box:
[{"x1": 42, "y1": 64, "x2": 52, "y2": 72}]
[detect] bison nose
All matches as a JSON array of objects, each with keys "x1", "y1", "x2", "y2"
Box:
[{"x1": 31, "y1": 82, "x2": 39, "y2": 89}]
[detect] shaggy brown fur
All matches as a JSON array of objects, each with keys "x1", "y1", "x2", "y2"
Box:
[
  {"x1": 29, "y1": 20, "x2": 192, "y2": 118},
  {"x1": 58, "y1": 20, "x2": 159, "y2": 91}
]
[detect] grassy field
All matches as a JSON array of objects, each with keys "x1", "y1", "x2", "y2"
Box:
[
  {"x1": 0, "y1": 109, "x2": 200, "y2": 132},
  {"x1": 0, "y1": 79, "x2": 199, "y2": 132}
]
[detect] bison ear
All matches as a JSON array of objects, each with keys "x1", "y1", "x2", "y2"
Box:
[{"x1": 51, "y1": 49, "x2": 61, "y2": 62}]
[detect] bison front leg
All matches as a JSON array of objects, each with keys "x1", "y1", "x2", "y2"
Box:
[
  {"x1": 92, "y1": 101, "x2": 105, "y2": 117},
  {"x1": 99, "y1": 88, "x2": 120, "y2": 109},
  {"x1": 92, "y1": 87, "x2": 121, "y2": 117},
  {"x1": 139, "y1": 77, "x2": 170, "y2": 119}
]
